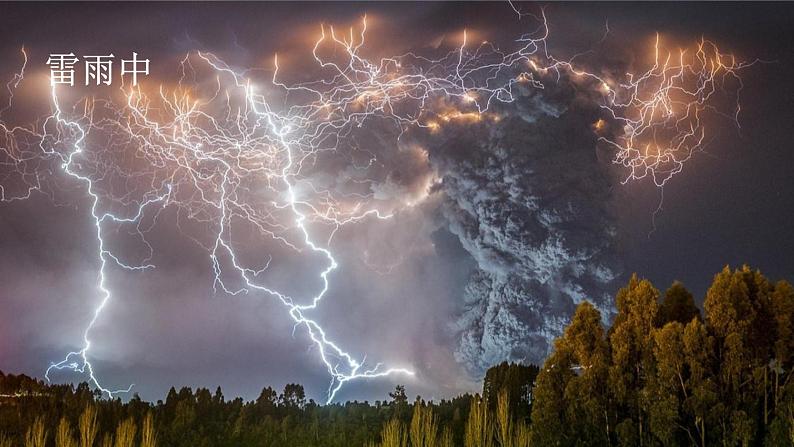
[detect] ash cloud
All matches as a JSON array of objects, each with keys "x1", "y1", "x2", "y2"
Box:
[{"x1": 413, "y1": 84, "x2": 621, "y2": 375}]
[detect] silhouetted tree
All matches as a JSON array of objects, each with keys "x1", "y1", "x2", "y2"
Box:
[
  {"x1": 658, "y1": 281, "x2": 700, "y2": 326},
  {"x1": 280, "y1": 383, "x2": 306, "y2": 409},
  {"x1": 0, "y1": 265, "x2": 791, "y2": 447},
  {"x1": 482, "y1": 361, "x2": 538, "y2": 421}
]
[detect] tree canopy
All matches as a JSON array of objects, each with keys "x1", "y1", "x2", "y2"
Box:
[
  {"x1": 531, "y1": 266, "x2": 794, "y2": 446},
  {"x1": 1, "y1": 265, "x2": 792, "y2": 446}
]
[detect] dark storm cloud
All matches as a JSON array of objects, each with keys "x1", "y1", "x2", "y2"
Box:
[
  {"x1": 0, "y1": 1, "x2": 498, "y2": 402},
  {"x1": 1, "y1": 2, "x2": 793, "y2": 405},
  {"x1": 406, "y1": 82, "x2": 620, "y2": 374}
]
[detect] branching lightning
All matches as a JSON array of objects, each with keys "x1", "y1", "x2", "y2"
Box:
[{"x1": 0, "y1": 12, "x2": 751, "y2": 403}]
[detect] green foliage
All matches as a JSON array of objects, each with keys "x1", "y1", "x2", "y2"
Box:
[
  {"x1": 658, "y1": 281, "x2": 701, "y2": 326},
  {"x1": 56, "y1": 417, "x2": 76, "y2": 447},
  {"x1": 530, "y1": 301, "x2": 610, "y2": 445},
  {"x1": 464, "y1": 395, "x2": 493, "y2": 447},
  {"x1": 113, "y1": 417, "x2": 136, "y2": 447},
  {"x1": 377, "y1": 419, "x2": 407, "y2": 447},
  {"x1": 495, "y1": 389, "x2": 530, "y2": 447},
  {"x1": 531, "y1": 266, "x2": 794, "y2": 446},
  {"x1": 79, "y1": 404, "x2": 98, "y2": 447},
  {"x1": 389, "y1": 385, "x2": 408, "y2": 405},
  {"x1": 1, "y1": 264, "x2": 790, "y2": 447},
  {"x1": 408, "y1": 402, "x2": 439, "y2": 447},
  {"x1": 482, "y1": 362, "x2": 538, "y2": 422},
  {"x1": 0, "y1": 376, "x2": 480, "y2": 447},
  {"x1": 24, "y1": 417, "x2": 46, "y2": 447}
]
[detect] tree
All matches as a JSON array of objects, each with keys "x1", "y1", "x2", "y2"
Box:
[
  {"x1": 464, "y1": 395, "x2": 494, "y2": 447},
  {"x1": 140, "y1": 411, "x2": 157, "y2": 447},
  {"x1": 213, "y1": 386, "x2": 224, "y2": 405},
  {"x1": 24, "y1": 417, "x2": 47, "y2": 447},
  {"x1": 1, "y1": 264, "x2": 790, "y2": 447},
  {"x1": 681, "y1": 317, "x2": 718, "y2": 446},
  {"x1": 280, "y1": 383, "x2": 306, "y2": 409},
  {"x1": 658, "y1": 281, "x2": 700, "y2": 326},
  {"x1": 771, "y1": 281, "x2": 794, "y2": 404},
  {"x1": 495, "y1": 389, "x2": 514, "y2": 447},
  {"x1": 704, "y1": 266, "x2": 772, "y2": 442},
  {"x1": 389, "y1": 384, "x2": 410, "y2": 421},
  {"x1": 78, "y1": 405, "x2": 98, "y2": 447},
  {"x1": 495, "y1": 389, "x2": 530, "y2": 447},
  {"x1": 409, "y1": 402, "x2": 439, "y2": 447},
  {"x1": 648, "y1": 322, "x2": 691, "y2": 445},
  {"x1": 766, "y1": 280, "x2": 794, "y2": 444},
  {"x1": 531, "y1": 301, "x2": 610, "y2": 445},
  {"x1": 389, "y1": 385, "x2": 408, "y2": 405},
  {"x1": 56, "y1": 417, "x2": 76, "y2": 447},
  {"x1": 255, "y1": 386, "x2": 278, "y2": 414},
  {"x1": 378, "y1": 418, "x2": 407, "y2": 447},
  {"x1": 608, "y1": 274, "x2": 659, "y2": 446},
  {"x1": 482, "y1": 362, "x2": 538, "y2": 422},
  {"x1": 113, "y1": 418, "x2": 136, "y2": 447}
]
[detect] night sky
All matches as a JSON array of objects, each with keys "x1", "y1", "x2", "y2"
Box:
[{"x1": 1, "y1": 2, "x2": 793, "y2": 404}]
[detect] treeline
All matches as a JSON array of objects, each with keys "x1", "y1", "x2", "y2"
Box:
[
  {"x1": 530, "y1": 266, "x2": 794, "y2": 445},
  {"x1": 0, "y1": 364, "x2": 537, "y2": 447},
  {"x1": 0, "y1": 265, "x2": 792, "y2": 446},
  {"x1": 365, "y1": 266, "x2": 794, "y2": 446}
]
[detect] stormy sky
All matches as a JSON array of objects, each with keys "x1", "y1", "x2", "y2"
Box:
[{"x1": 1, "y1": 2, "x2": 793, "y2": 404}]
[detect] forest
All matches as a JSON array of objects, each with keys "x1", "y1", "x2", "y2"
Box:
[{"x1": 0, "y1": 265, "x2": 792, "y2": 446}]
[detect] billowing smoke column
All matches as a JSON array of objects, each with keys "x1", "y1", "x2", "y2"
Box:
[
  {"x1": 0, "y1": 13, "x2": 751, "y2": 399},
  {"x1": 418, "y1": 86, "x2": 619, "y2": 374},
  {"x1": 415, "y1": 34, "x2": 753, "y2": 374}
]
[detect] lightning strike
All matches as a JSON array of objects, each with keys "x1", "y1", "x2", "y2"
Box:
[{"x1": 0, "y1": 11, "x2": 752, "y2": 403}]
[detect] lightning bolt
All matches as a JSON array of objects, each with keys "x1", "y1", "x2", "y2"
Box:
[
  {"x1": 41, "y1": 86, "x2": 170, "y2": 396},
  {"x1": 0, "y1": 11, "x2": 752, "y2": 403}
]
